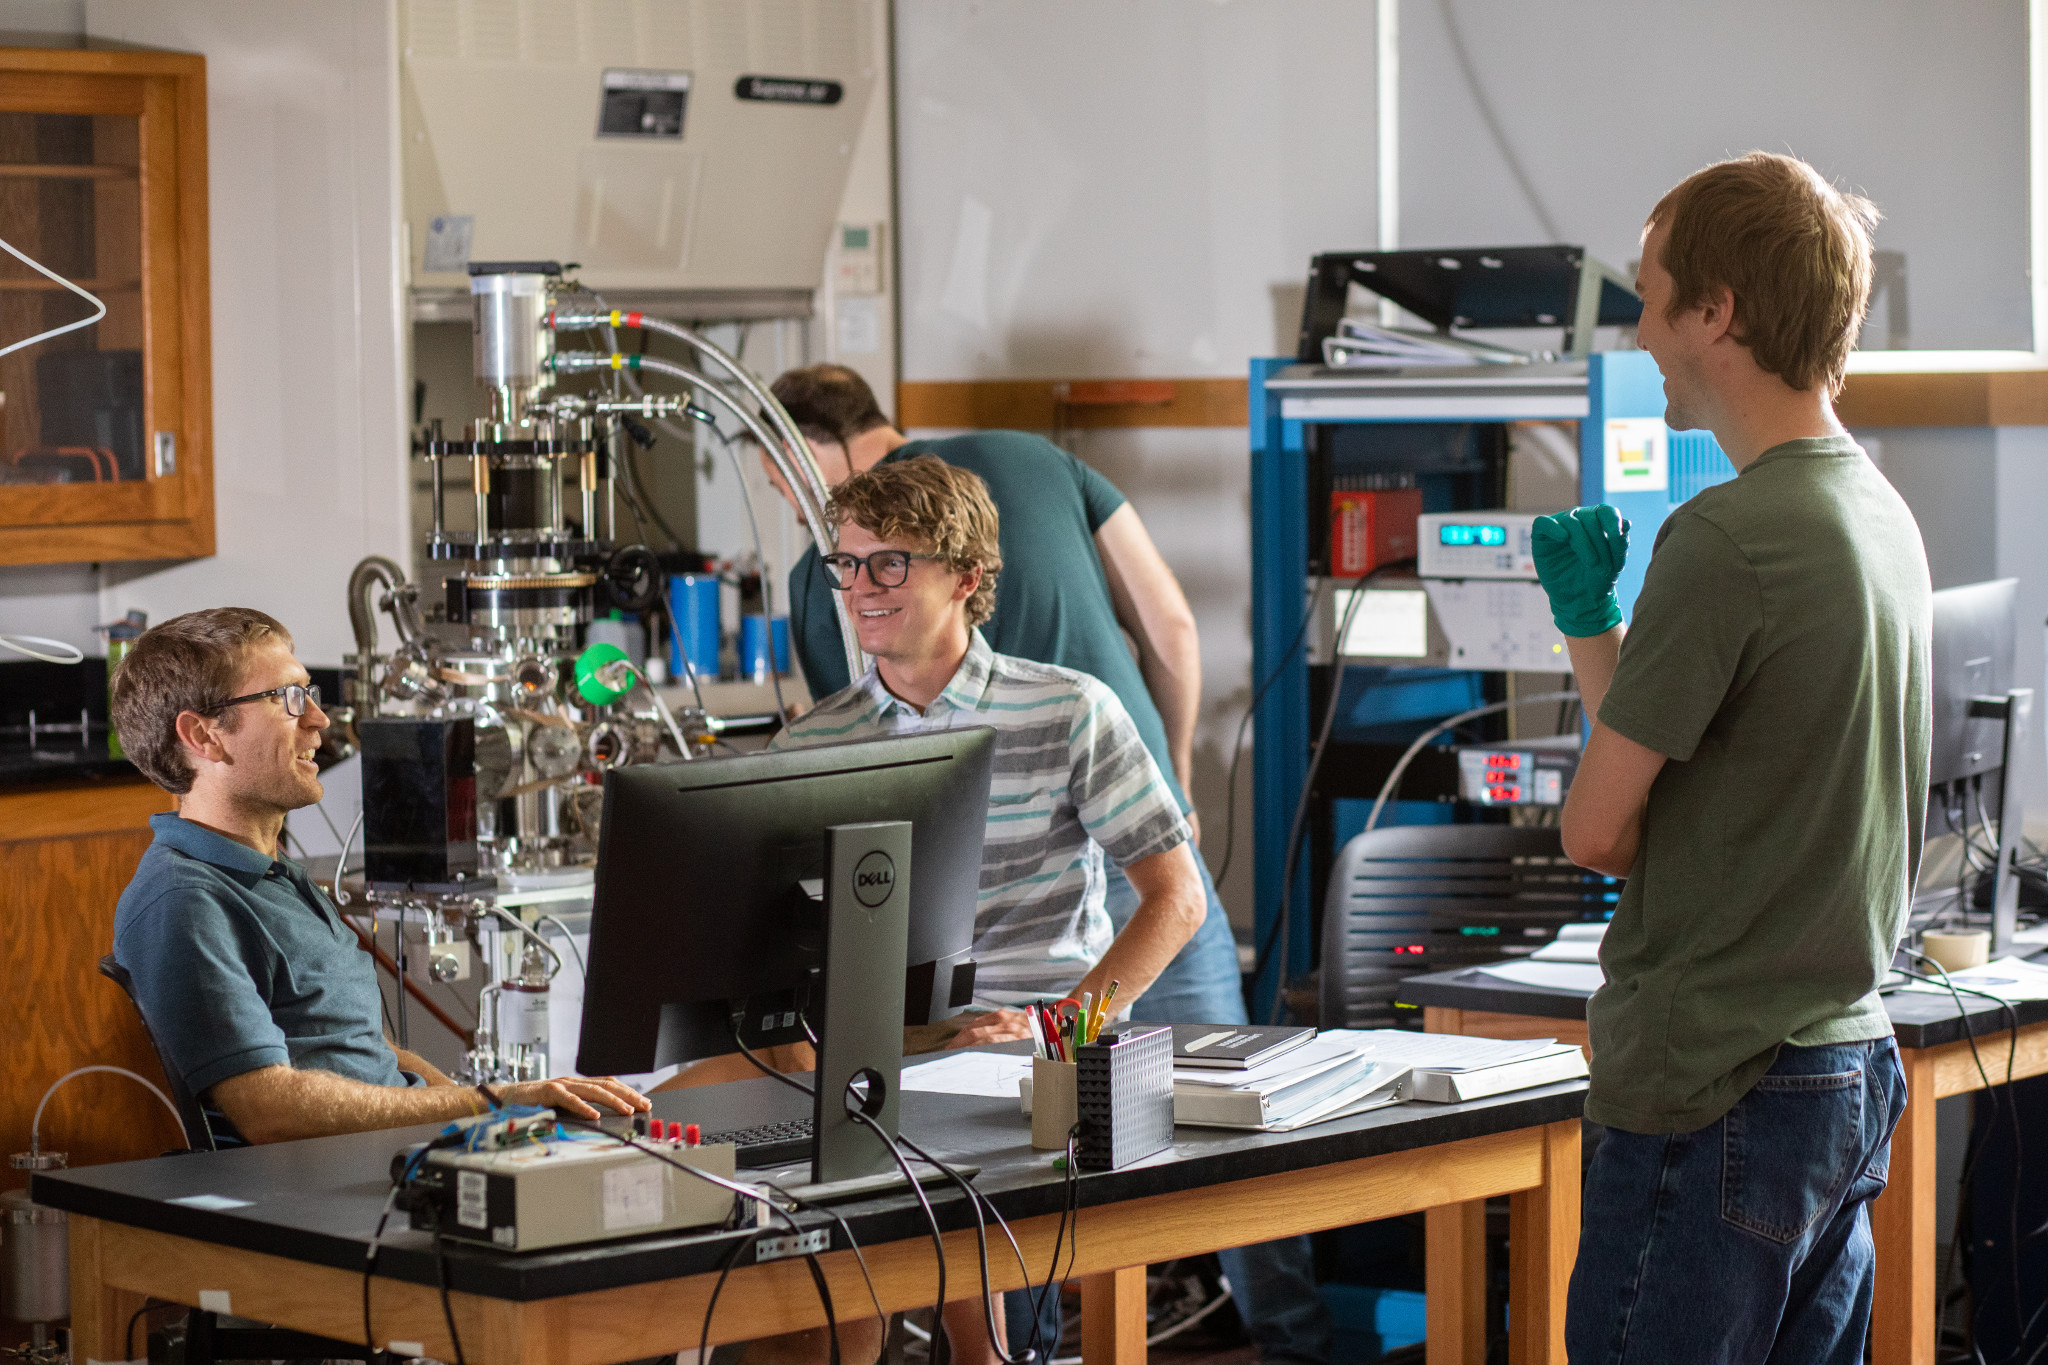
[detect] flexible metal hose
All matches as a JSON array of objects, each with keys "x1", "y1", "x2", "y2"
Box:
[{"x1": 552, "y1": 348, "x2": 867, "y2": 684}]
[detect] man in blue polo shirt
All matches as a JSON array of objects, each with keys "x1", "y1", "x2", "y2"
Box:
[{"x1": 110, "y1": 607, "x2": 646, "y2": 1144}]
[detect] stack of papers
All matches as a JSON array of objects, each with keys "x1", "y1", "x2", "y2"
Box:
[
  {"x1": 1898, "y1": 956, "x2": 2048, "y2": 1002},
  {"x1": 1171, "y1": 1034, "x2": 1409, "y2": 1132},
  {"x1": 1326, "y1": 1029, "x2": 1588, "y2": 1102},
  {"x1": 1322, "y1": 318, "x2": 1531, "y2": 369},
  {"x1": 1474, "y1": 959, "x2": 1606, "y2": 994},
  {"x1": 1531, "y1": 922, "x2": 1607, "y2": 963}
]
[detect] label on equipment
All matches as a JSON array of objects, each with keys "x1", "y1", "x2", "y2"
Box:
[
  {"x1": 734, "y1": 75, "x2": 844, "y2": 105},
  {"x1": 602, "y1": 1162, "x2": 666, "y2": 1230},
  {"x1": 599, "y1": 69, "x2": 691, "y2": 138},
  {"x1": 1603, "y1": 418, "x2": 1669, "y2": 493},
  {"x1": 456, "y1": 1170, "x2": 489, "y2": 1229}
]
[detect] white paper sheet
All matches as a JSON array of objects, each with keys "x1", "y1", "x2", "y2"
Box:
[
  {"x1": 900, "y1": 1051, "x2": 1033, "y2": 1098},
  {"x1": 1474, "y1": 959, "x2": 1606, "y2": 994},
  {"x1": 1322, "y1": 1029, "x2": 1558, "y2": 1071},
  {"x1": 1899, "y1": 955, "x2": 2048, "y2": 1002},
  {"x1": 1555, "y1": 922, "x2": 1609, "y2": 942},
  {"x1": 1531, "y1": 939, "x2": 1601, "y2": 962}
]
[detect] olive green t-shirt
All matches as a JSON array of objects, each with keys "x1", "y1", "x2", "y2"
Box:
[{"x1": 1587, "y1": 434, "x2": 1931, "y2": 1135}]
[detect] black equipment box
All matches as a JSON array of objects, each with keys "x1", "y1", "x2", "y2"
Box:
[{"x1": 360, "y1": 716, "x2": 479, "y2": 890}]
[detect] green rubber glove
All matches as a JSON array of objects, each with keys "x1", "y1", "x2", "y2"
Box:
[{"x1": 1530, "y1": 505, "x2": 1630, "y2": 637}]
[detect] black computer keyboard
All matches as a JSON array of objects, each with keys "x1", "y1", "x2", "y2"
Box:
[{"x1": 701, "y1": 1117, "x2": 813, "y2": 1167}]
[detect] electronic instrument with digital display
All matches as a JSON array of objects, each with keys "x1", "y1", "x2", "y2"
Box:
[
  {"x1": 1452, "y1": 738, "x2": 1580, "y2": 807},
  {"x1": 1416, "y1": 512, "x2": 1540, "y2": 580}
]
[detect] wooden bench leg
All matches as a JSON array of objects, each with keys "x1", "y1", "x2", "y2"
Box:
[
  {"x1": 1426, "y1": 1200, "x2": 1486, "y2": 1365},
  {"x1": 1508, "y1": 1119, "x2": 1579, "y2": 1365},
  {"x1": 1871, "y1": 1047, "x2": 1938, "y2": 1365},
  {"x1": 1079, "y1": 1266, "x2": 1145, "y2": 1365},
  {"x1": 69, "y1": 1215, "x2": 150, "y2": 1365}
]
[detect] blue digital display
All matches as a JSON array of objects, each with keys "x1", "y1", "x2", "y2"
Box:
[{"x1": 1439, "y1": 523, "x2": 1507, "y2": 547}]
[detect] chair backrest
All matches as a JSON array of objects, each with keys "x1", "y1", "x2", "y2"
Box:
[
  {"x1": 98, "y1": 953, "x2": 219, "y2": 1152},
  {"x1": 1319, "y1": 824, "x2": 1617, "y2": 1029}
]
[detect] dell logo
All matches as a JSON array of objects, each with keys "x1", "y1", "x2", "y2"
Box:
[{"x1": 852, "y1": 850, "x2": 896, "y2": 908}]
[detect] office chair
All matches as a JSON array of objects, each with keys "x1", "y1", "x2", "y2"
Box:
[
  {"x1": 97, "y1": 954, "x2": 234, "y2": 1152},
  {"x1": 1319, "y1": 824, "x2": 1616, "y2": 1029},
  {"x1": 98, "y1": 956, "x2": 381, "y2": 1365}
]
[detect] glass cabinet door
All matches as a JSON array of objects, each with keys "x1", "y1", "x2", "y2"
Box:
[
  {"x1": 0, "y1": 53, "x2": 210, "y2": 565},
  {"x1": 0, "y1": 110, "x2": 144, "y2": 485}
]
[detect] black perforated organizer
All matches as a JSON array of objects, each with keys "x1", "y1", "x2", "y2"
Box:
[{"x1": 1075, "y1": 1025, "x2": 1175, "y2": 1170}]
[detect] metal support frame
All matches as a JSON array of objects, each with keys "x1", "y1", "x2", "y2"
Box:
[
  {"x1": 1977, "y1": 687, "x2": 2035, "y2": 955},
  {"x1": 1247, "y1": 351, "x2": 1732, "y2": 1023}
]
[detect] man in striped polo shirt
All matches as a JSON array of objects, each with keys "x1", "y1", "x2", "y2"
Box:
[{"x1": 772, "y1": 455, "x2": 1207, "y2": 1043}]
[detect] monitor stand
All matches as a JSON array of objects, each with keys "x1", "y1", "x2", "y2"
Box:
[{"x1": 768, "y1": 821, "x2": 977, "y2": 1205}]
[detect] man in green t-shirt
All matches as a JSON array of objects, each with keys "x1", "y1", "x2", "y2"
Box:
[{"x1": 1541, "y1": 154, "x2": 1929, "y2": 1362}]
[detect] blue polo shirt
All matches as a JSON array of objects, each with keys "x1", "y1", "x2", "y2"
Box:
[{"x1": 113, "y1": 814, "x2": 413, "y2": 1096}]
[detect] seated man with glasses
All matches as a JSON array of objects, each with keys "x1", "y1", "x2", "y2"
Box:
[{"x1": 110, "y1": 608, "x2": 647, "y2": 1145}]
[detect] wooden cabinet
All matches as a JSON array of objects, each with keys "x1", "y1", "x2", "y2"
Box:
[
  {"x1": 0, "y1": 779, "x2": 182, "y2": 1191},
  {"x1": 0, "y1": 47, "x2": 211, "y2": 566}
]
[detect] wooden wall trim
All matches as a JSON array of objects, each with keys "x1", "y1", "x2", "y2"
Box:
[
  {"x1": 0, "y1": 778, "x2": 174, "y2": 841},
  {"x1": 902, "y1": 369, "x2": 2048, "y2": 432},
  {"x1": 1825, "y1": 369, "x2": 2048, "y2": 428},
  {"x1": 897, "y1": 378, "x2": 1248, "y2": 430}
]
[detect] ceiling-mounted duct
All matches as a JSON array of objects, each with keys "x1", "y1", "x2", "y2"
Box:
[{"x1": 401, "y1": 0, "x2": 877, "y2": 317}]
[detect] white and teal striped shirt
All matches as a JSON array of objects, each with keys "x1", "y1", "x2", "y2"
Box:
[{"x1": 771, "y1": 629, "x2": 1190, "y2": 1004}]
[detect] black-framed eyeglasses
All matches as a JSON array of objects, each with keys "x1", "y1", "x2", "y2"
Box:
[
  {"x1": 820, "y1": 550, "x2": 941, "y2": 590},
  {"x1": 204, "y1": 683, "x2": 321, "y2": 718}
]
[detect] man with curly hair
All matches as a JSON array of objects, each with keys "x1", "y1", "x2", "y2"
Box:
[{"x1": 773, "y1": 454, "x2": 1207, "y2": 1035}]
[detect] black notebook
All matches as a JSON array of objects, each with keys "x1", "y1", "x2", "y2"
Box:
[{"x1": 1171, "y1": 1025, "x2": 1316, "y2": 1070}]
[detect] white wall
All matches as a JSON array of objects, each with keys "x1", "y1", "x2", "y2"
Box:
[
  {"x1": 0, "y1": 0, "x2": 412, "y2": 669},
  {"x1": 1401, "y1": 0, "x2": 2030, "y2": 352},
  {"x1": 1995, "y1": 428, "x2": 2048, "y2": 822},
  {"x1": 895, "y1": 0, "x2": 1383, "y2": 923}
]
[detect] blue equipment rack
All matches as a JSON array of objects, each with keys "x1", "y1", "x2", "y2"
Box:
[{"x1": 1246, "y1": 350, "x2": 1736, "y2": 1021}]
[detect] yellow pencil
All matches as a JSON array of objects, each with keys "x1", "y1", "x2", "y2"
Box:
[{"x1": 1093, "y1": 979, "x2": 1120, "y2": 1040}]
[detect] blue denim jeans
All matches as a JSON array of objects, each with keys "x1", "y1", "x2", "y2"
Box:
[{"x1": 1566, "y1": 1038, "x2": 1908, "y2": 1365}]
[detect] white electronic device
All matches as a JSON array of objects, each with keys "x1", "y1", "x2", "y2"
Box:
[
  {"x1": 1421, "y1": 580, "x2": 1568, "y2": 671},
  {"x1": 1416, "y1": 512, "x2": 1540, "y2": 580},
  {"x1": 1317, "y1": 580, "x2": 1451, "y2": 666},
  {"x1": 411, "y1": 1133, "x2": 741, "y2": 1251}
]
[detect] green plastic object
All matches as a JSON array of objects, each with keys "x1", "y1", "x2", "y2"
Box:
[{"x1": 575, "y1": 641, "x2": 635, "y2": 705}]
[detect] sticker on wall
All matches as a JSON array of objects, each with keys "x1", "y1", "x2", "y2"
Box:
[{"x1": 1603, "y1": 418, "x2": 1669, "y2": 494}]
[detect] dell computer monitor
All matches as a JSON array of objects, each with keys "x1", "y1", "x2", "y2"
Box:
[
  {"x1": 575, "y1": 728, "x2": 995, "y2": 1076},
  {"x1": 1929, "y1": 578, "x2": 2017, "y2": 789}
]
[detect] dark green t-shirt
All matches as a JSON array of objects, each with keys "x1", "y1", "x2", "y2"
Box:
[
  {"x1": 1588, "y1": 435, "x2": 1931, "y2": 1134},
  {"x1": 788, "y1": 430, "x2": 1189, "y2": 812}
]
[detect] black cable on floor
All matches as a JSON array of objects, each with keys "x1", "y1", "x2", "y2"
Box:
[
  {"x1": 843, "y1": 1102, "x2": 951, "y2": 1365},
  {"x1": 894, "y1": 1129, "x2": 1043, "y2": 1364}
]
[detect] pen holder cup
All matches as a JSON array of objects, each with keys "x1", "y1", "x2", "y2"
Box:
[
  {"x1": 1923, "y1": 929, "x2": 1990, "y2": 973},
  {"x1": 1031, "y1": 1058, "x2": 1079, "y2": 1150}
]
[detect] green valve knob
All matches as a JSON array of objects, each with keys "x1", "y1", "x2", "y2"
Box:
[{"x1": 574, "y1": 641, "x2": 636, "y2": 706}]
